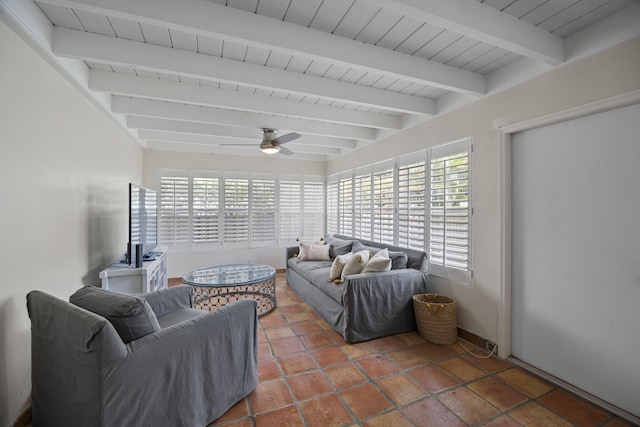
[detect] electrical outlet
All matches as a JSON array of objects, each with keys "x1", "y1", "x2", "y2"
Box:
[{"x1": 485, "y1": 341, "x2": 497, "y2": 353}]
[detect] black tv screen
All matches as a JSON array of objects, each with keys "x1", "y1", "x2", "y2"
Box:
[{"x1": 129, "y1": 183, "x2": 158, "y2": 263}]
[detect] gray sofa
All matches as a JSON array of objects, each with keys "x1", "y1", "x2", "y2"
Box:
[
  {"x1": 286, "y1": 235, "x2": 428, "y2": 342},
  {"x1": 26, "y1": 285, "x2": 258, "y2": 427}
]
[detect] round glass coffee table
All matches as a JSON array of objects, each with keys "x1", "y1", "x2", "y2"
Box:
[{"x1": 182, "y1": 264, "x2": 276, "y2": 317}]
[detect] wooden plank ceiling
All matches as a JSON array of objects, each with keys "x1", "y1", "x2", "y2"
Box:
[{"x1": 3, "y1": 0, "x2": 639, "y2": 160}]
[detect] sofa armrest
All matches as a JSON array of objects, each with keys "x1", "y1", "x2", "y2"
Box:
[
  {"x1": 286, "y1": 246, "x2": 299, "y2": 260},
  {"x1": 342, "y1": 269, "x2": 428, "y2": 336},
  {"x1": 143, "y1": 285, "x2": 193, "y2": 317}
]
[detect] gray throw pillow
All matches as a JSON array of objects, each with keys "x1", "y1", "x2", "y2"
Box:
[
  {"x1": 328, "y1": 237, "x2": 355, "y2": 258},
  {"x1": 389, "y1": 251, "x2": 409, "y2": 270},
  {"x1": 352, "y1": 242, "x2": 408, "y2": 270},
  {"x1": 69, "y1": 286, "x2": 161, "y2": 343}
]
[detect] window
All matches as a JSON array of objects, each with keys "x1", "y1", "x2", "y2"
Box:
[
  {"x1": 372, "y1": 166, "x2": 394, "y2": 244},
  {"x1": 223, "y1": 177, "x2": 249, "y2": 246},
  {"x1": 428, "y1": 140, "x2": 471, "y2": 283},
  {"x1": 159, "y1": 174, "x2": 189, "y2": 249},
  {"x1": 338, "y1": 175, "x2": 353, "y2": 237},
  {"x1": 326, "y1": 179, "x2": 338, "y2": 236},
  {"x1": 398, "y1": 158, "x2": 426, "y2": 250},
  {"x1": 160, "y1": 171, "x2": 325, "y2": 250},
  {"x1": 278, "y1": 178, "x2": 301, "y2": 243},
  {"x1": 192, "y1": 176, "x2": 220, "y2": 247},
  {"x1": 302, "y1": 178, "x2": 325, "y2": 240},
  {"x1": 251, "y1": 177, "x2": 276, "y2": 247},
  {"x1": 323, "y1": 137, "x2": 472, "y2": 284},
  {"x1": 353, "y1": 170, "x2": 372, "y2": 240}
]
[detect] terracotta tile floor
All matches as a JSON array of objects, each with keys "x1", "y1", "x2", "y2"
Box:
[{"x1": 208, "y1": 274, "x2": 633, "y2": 427}]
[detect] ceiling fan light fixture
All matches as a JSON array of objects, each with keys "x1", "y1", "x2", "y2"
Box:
[{"x1": 260, "y1": 144, "x2": 280, "y2": 154}]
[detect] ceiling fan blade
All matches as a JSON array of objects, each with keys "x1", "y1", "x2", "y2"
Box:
[
  {"x1": 278, "y1": 146, "x2": 295, "y2": 155},
  {"x1": 272, "y1": 132, "x2": 301, "y2": 145}
]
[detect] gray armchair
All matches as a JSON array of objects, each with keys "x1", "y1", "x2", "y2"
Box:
[{"x1": 26, "y1": 285, "x2": 258, "y2": 427}]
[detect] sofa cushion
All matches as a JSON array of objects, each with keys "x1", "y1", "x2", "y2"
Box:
[
  {"x1": 325, "y1": 235, "x2": 355, "y2": 258},
  {"x1": 298, "y1": 242, "x2": 331, "y2": 261},
  {"x1": 69, "y1": 286, "x2": 161, "y2": 343},
  {"x1": 362, "y1": 248, "x2": 392, "y2": 273},
  {"x1": 352, "y1": 242, "x2": 408, "y2": 270},
  {"x1": 308, "y1": 267, "x2": 345, "y2": 304},
  {"x1": 287, "y1": 258, "x2": 333, "y2": 283}
]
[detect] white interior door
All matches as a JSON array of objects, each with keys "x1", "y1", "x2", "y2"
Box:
[{"x1": 511, "y1": 103, "x2": 640, "y2": 417}]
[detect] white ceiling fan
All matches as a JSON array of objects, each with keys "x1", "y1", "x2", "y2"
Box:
[{"x1": 223, "y1": 128, "x2": 301, "y2": 155}]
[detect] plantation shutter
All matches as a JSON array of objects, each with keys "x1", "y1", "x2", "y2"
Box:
[
  {"x1": 326, "y1": 177, "x2": 338, "y2": 236},
  {"x1": 192, "y1": 174, "x2": 220, "y2": 249},
  {"x1": 398, "y1": 154, "x2": 427, "y2": 250},
  {"x1": 429, "y1": 139, "x2": 472, "y2": 283},
  {"x1": 251, "y1": 176, "x2": 276, "y2": 247},
  {"x1": 159, "y1": 172, "x2": 189, "y2": 250},
  {"x1": 338, "y1": 174, "x2": 353, "y2": 237},
  {"x1": 302, "y1": 177, "x2": 325, "y2": 240},
  {"x1": 279, "y1": 177, "x2": 301, "y2": 243},
  {"x1": 223, "y1": 175, "x2": 249, "y2": 246},
  {"x1": 353, "y1": 169, "x2": 372, "y2": 240},
  {"x1": 372, "y1": 163, "x2": 394, "y2": 244}
]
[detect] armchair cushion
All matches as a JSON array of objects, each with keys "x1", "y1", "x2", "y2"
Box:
[
  {"x1": 143, "y1": 284, "x2": 193, "y2": 317},
  {"x1": 70, "y1": 286, "x2": 160, "y2": 343}
]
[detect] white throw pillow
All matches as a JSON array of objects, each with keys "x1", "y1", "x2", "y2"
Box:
[
  {"x1": 339, "y1": 250, "x2": 371, "y2": 282},
  {"x1": 362, "y1": 248, "x2": 392, "y2": 273},
  {"x1": 298, "y1": 242, "x2": 331, "y2": 261},
  {"x1": 328, "y1": 253, "x2": 353, "y2": 281}
]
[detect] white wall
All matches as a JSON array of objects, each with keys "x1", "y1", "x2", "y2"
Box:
[
  {"x1": 327, "y1": 37, "x2": 640, "y2": 345},
  {"x1": 0, "y1": 21, "x2": 142, "y2": 425},
  {"x1": 143, "y1": 150, "x2": 325, "y2": 277}
]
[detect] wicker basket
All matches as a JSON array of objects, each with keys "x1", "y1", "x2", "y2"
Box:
[{"x1": 413, "y1": 294, "x2": 457, "y2": 345}]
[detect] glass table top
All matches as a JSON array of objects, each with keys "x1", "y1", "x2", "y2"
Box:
[{"x1": 183, "y1": 263, "x2": 276, "y2": 287}]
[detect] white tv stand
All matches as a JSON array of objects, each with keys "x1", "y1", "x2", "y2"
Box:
[{"x1": 99, "y1": 247, "x2": 168, "y2": 295}]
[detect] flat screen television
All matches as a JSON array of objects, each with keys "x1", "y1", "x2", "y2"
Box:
[{"x1": 128, "y1": 183, "x2": 158, "y2": 265}]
